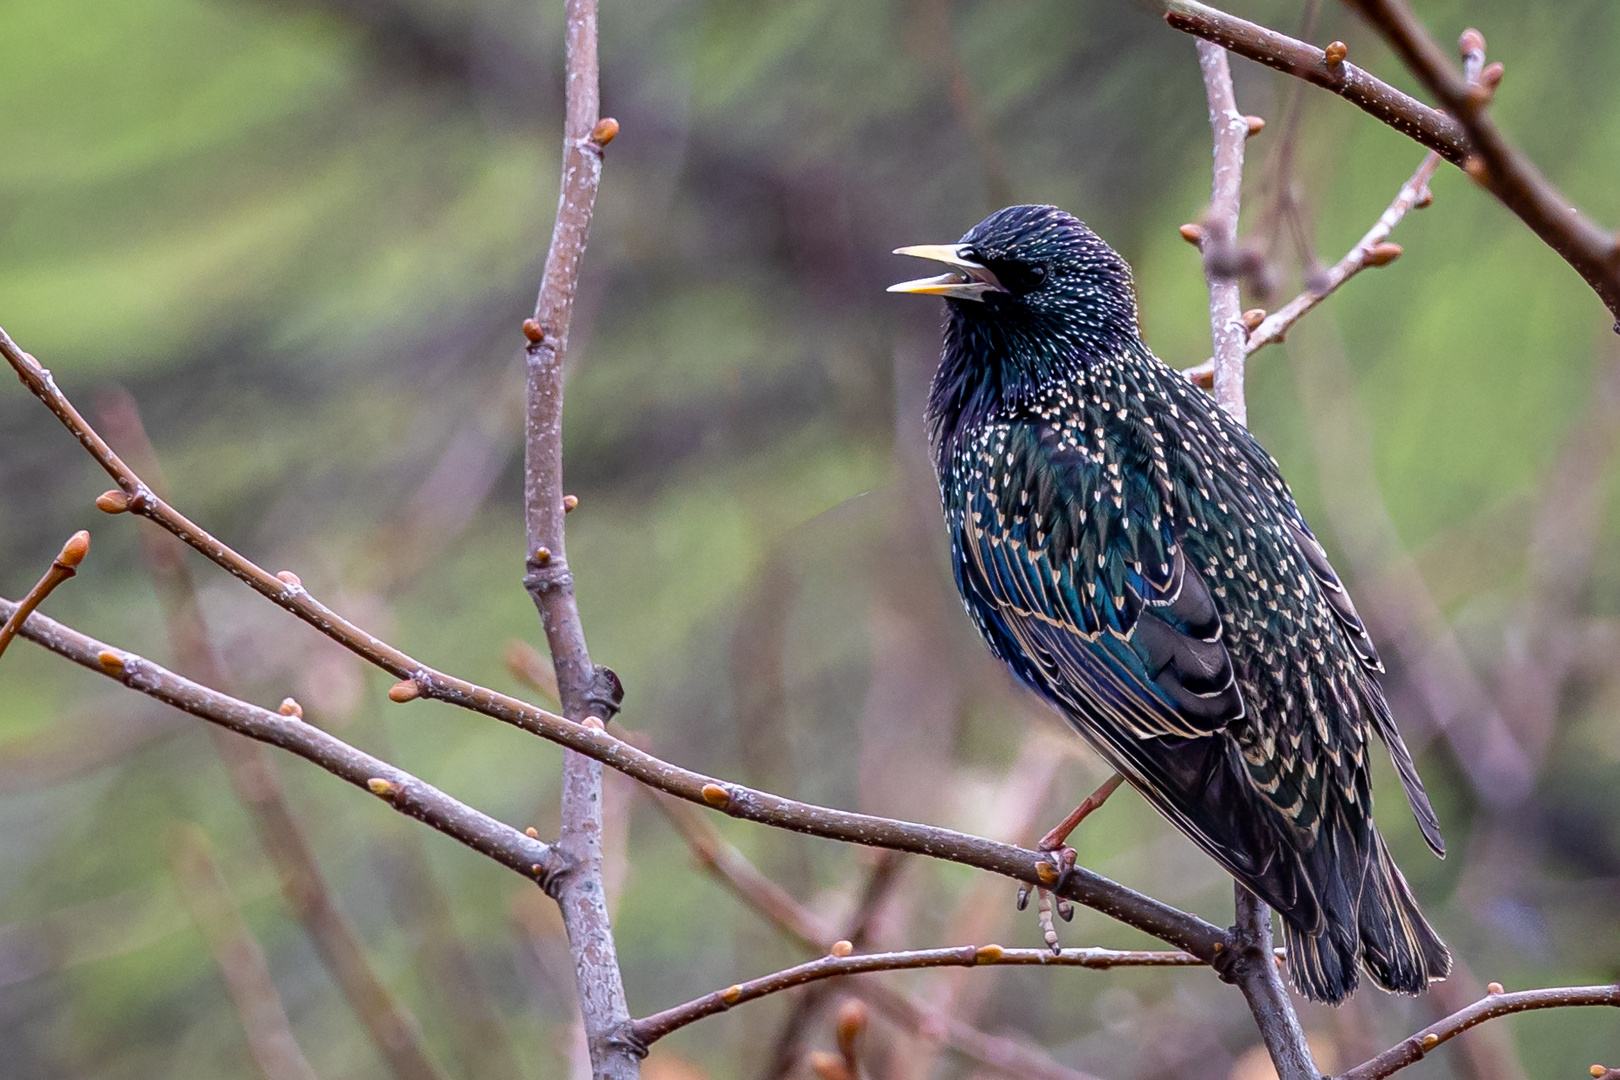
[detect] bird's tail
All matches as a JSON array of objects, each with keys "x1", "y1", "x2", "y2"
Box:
[{"x1": 1281, "y1": 830, "x2": 1451, "y2": 1004}]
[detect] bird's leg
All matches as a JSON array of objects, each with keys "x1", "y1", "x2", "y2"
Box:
[{"x1": 1017, "y1": 773, "x2": 1124, "y2": 952}]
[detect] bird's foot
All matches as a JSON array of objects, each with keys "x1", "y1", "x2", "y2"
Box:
[{"x1": 1016, "y1": 844, "x2": 1077, "y2": 954}]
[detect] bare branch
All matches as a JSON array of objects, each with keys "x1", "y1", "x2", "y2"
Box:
[
  {"x1": 0, "y1": 597, "x2": 560, "y2": 886},
  {"x1": 1339, "y1": 983, "x2": 1620, "y2": 1080},
  {"x1": 1194, "y1": 38, "x2": 1251, "y2": 424},
  {"x1": 168, "y1": 825, "x2": 323, "y2": 1080},
  {"x1": 628, "y1": 943, "x2": 1211, "y2": 1050},
  {"x1": 518, "y1": 0, "x2": 635, "y2": 1075},
  {"x1": 1164, "y1": 0, "x2": 1468, "y2": 162},
  {"x1": 0, "y1": 529, "x2": 88, "y2": 662}
]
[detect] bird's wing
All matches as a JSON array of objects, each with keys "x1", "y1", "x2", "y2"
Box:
[
  {"x1": 1283, "y1": 514, "x2": 1445, "y2": 856},
  {"x1": 952, "y1": 420, "x2": 1245, "y2": 741}
]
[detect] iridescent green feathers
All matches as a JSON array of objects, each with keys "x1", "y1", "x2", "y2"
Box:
[{"x1": 918, "y1": 205, "x2": 1450, "y2": 1003}]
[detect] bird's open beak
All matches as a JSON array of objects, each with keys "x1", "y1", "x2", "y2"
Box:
[{"x1": 887, "y1": 244, "x2": 1007, "y2": 301}]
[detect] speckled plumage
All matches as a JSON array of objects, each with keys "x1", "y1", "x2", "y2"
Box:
[{"x1": 912, "y1": 205, "x2": 1450, "y2": 1003}]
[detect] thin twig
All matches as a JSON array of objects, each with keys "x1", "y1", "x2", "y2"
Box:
[
  {"x1": 0, "y1": 597, "x2": 560, "y2": 886},
  {"x1": 0, "y1": 529, "x2": 88, "y2": 662},
  {"x1": 519, "y1": 1, "x2": 634, "y2": 1075},
  {"x1": 1194, "y1": 38, "x2": 1251, "y2": 424},
  {"x1": 0, "y1": 329, "x2": 1227, "y2": 962},
  {"x1": 168, "y1": 824, "x2": 323, "y2": 1080},
  {"x1": 628, "y1": 943, "x2": 1212, "y2": 1050},
  {"x1": 1338, "y1": 983, "x2": 1620, "y2": 1080}
]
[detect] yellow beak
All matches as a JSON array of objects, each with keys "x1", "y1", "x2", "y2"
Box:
[{"x1": 887, "y1": 244, "x2": 1007, "y2": 301}]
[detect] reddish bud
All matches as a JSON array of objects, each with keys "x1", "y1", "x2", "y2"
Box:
[
  {"x1": 701, "y1": 783, "x2": 731, "y2": 809},
  {"x1": 1241, "y1": 308, "x2": 1266, "y2": 332},
  {"x1": 97, "y1": 650, "x2": 125, "y2": 674},
  {"x1": 589, "y1": 117, "x2": 620, "y2": 147},
  {"x1": 96, "y1": 490, "x2": 132, "y2": 513},
  {"x1": 532, "y1": 547, "x2": 552, "y2": 566},
  {"x1": 1458, "y1": 28, "x2": 1486, "y2": 58},
  {"x1": 1480, "y1": 62, "x2": 1504, "y2": 91},
  {"x1": 1323, "y1": 41, "x2": 1348, "y2": 67},
  {"x1": 1487, "y1": 982, "x2": 1504, "y2": 994},
  {"x1": 829, "y1": 940, "x2": 853, "y2": 957},
  {"x1": 278, "y1": 697, "x2": 303, "y2": 718},
  {"x1": 809, "y1": 1052, "x2": 852, "y2": 1080},
  {"x1": 522, "y1": 318, "x2": 544, "y2": 343},
  {"x1": 1421, "y1": 1034, "x2": 1439, "y2": 1049},
  {"x1": 276, "y1": 570, "x2": 302, "y2": 588},
  {"x1": 563, "y1": 494, "x2": 579, "y2": 513},
  {"x1": 719, "y1": 984, "x2": 743, "y2": 1005},
  {"x1": 1244, "y1": 115, "x2": 1265, "y2": 137},
  {"x1": 1179, "y1": 223, "x2": 1205, "y2": 246},
  {"x1": 835, "y1": 999, "x2": 867, "y2": 1058}
]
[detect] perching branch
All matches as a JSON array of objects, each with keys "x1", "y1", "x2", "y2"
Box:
[
  {"x1": 519, "y1": 1, "x2": 633, "y2": 1076},
  {"x1": 1, "y1": 321, "x2": 1232, "y2": 980},
  {"x1": 1338, "y1": 982, "x2": 1620, "y2": 1080},
  {"x1": 0, "y1": 597, "x2": 560, "y2": 887},
  {"x1": 627, "y1": 943, "x2": 1209, "y2": 1051}
]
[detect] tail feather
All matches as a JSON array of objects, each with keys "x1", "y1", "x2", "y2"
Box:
[{"x1": 1278, "y1": 824, "x2": 1450, "y2": 1004}]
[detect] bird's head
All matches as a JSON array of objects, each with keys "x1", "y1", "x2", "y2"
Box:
[
  {"x1": 888, "y1": 204, "x2": 1141, "y2": 351},
  {"x1": 893, "y1": 206, "x2": 1145, "y2": 452}
]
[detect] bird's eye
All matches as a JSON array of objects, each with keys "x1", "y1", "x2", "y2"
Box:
[{"x1": 987, "y1": 260, "x2": 1047, "y2": 295}]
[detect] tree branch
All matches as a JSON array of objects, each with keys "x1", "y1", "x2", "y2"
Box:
[
  {"x1": 628, "y1": 943, "x2": 1211, "y2": 1051},
  {"x1": 519, "y1": 1, "x2": 634, "y2": 1076},
  {"x1": 0, "y1": 597, "x2": 560, "y2": 887},
  {"x1": 1164, "y1": 0, "x2": 1468, "y2": 163},
  {"x1": 1194, "y1": 38, "x2": 1251, "y2": 424},
  {"x1": 1338, "y1": 983, "x2": 1620, "y2": 1080}
]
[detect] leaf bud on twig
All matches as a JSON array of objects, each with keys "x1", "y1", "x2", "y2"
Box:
[
  {"x1": 525, "y1": 826, "x2": 540, "y2": 839},
  {"x1": 1242, "y1": 308, "x2": 1266, "y2": 332},
  {"x1": 589, "y1": 117, "x2": 620, "y2": 147},
  {"x1": 277, "y1": 697, "x2": 303, "y2": 718},
  {"x1": 1421, "y1": 1033, "x2": 1439, "y2": 1049},
  {"x1": 835, "y1": 999, "x2": 867, "y2": 1061},
  {"x1": 1243, "y1": 115, "x2": 1265, "y2": 137},
  {"x1": 57, "y1": 531, "x2": 90, "y2": 569},
  {"x1": 97, "y1": 650, "x2": 125, "y2": 674},
  {"x1": 366, "y1": 777, "x2": 398, "y2": 798},
  {"x1": 1179, "y1": 223, "x2": 1205, "y2": 246},
  {"x1": 1480, "y1": 62, "x2": 1504, "y2": 93},
  {"x1": 388, "y1": 679, "x2": 421, "y2": 703},
  {"x1": 1458, "y1": 28, "x2": 1486, "y2": 58},
  {"x1": 522, "y1": 319, "x2": 545, "y2": 343},
  {"x1": 974, "y1": 944, "x2": 1004, "y2": 963},
  {"x1": 563, "y1": 494, "x2": 579, "y2": 513},
  {"x1": 1323, "y1": 41, "x2": 1348, "y2": 69},
  {"x1": 275, "y1": 570, "x2": 302, "y2": 588},
  {"x1": 829, "y1": 940, "x2": 853, "y2": 957},
  {"x1": 1487, "y1": 982, "x2": 1504, "y2": 994},
  {"x1": 96, "y1": 490, "x2": 132, "y2": 513},
  {"x1": 1463, "y1": 156, "x2": 1489, "y2": 185},
  {"x1": 1364, "y1": 243, "x2": 1403, "y2": 267},
  {"x1": 700, "y1": 782, "x2": 731, "y2": 809}
]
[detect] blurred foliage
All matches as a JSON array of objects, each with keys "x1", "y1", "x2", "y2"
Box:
[{"x1": 2, "y1": 1, "x2": 1620, "y2": 1078}]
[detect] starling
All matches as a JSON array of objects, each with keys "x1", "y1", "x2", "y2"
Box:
[{"x1": 889, "y1": 205, "x2": 1450, "y2": 1004}]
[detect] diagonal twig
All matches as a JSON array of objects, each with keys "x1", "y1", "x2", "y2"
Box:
[
  {"x1": 0, "y1": 597, "x2": 560, "y2": 886},
  {"x1": 0, "y1": 529, "x2": 89, "y2": 662}
]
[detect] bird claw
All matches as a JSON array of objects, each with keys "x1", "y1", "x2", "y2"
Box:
[{"x1": 1018, "y1": 844, "x2": 1079, "y2": 952}]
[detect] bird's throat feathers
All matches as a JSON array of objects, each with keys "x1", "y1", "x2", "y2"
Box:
[{"x1": 926, "y1": 299, "x2": 1147, "y2": 472}]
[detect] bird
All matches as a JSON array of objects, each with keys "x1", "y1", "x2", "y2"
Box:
[{"x1": 888, "y1": 204, "x2": 1451, "y2": 1004}]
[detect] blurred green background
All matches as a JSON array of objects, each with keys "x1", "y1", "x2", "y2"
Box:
[{"x1": 2, "y1": 1, "x2": 1618, "y2": 1078}]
